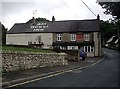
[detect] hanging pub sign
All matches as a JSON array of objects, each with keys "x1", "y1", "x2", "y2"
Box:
[{"x1": 31, "y1": 23, "x2": 48, "y2": 31}]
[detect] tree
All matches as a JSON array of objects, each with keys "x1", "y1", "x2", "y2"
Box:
[
  {"x1": 99, "y1": 2, "x2": 120, "y2": 50},
  {"x1": 98, "y1": 2, "x2": 120, "y2": 37},
  {"x1": 1, "y1": 23, "x2": 7, "y2": 45},
  {"x1": 98, "y1": 2, "x2": 120, "y2": 19},
  {"x1": 100, "y1": 20, "x2": 117, "y2": 45}
]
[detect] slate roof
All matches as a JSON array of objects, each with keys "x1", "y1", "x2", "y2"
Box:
[{"x1": 7, "y1": 19, "x2": 100, "y2": 34}]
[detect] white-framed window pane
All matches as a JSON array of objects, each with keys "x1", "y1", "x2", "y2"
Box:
[
  {"x1": 84, "y1": 46, "x2": 87, "y2": 52},
  {"x1": 88, "y1": 46, "x2": 90, "y2": 52},
  {"x1": 83, "y1": 46, "x2": 85, "y2": 52},
  {"x1": 91, "y1": 47, "x2": 94, "y2": 52},
  {"x1": 60, "y1": 46, "x2": 67, "y2": 50},
  {"x1": 84, "y1": 46, "x2": 94, "y2": 52},
  {"x1": 84, "y1": 34, "x2": 89, "y2": 41},
  {"x1": 57, "y1": 34, "x2": 62, "y2": 41},
  {"x1": 70, "y1": 34, "x2": 76, "y2": 41},
  {"x1": 67, "y1": 46, "x2": 78, "y2": 50}
]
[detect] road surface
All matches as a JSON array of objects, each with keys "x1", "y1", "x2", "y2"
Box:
[{"x1": 18, "y1": 48, "x2": 119, "y2": 87}]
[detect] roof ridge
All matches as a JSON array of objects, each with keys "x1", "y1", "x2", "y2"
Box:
[
  {"x1": 15, "y1": 23, "x2": 26, "y2": 25},
  {"x1": 54, "y1": 19, "x2": 97, "y2": 22},
  {"x1": 13, "y1": 19, "x2": 98, "y2": 24}
]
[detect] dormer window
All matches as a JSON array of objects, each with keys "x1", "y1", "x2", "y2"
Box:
[
  {"x1": 57, "y1": 34, "x2": 62, "y2": 41},
  {"x1": 84, "y1": 34, "x2": 89, "y2": 41},
  {"x1": 70, "y1": 34, "x2": 76, "y2": 41}
]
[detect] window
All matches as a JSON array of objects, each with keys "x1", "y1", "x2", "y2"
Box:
[
  {"x1": 60, "y1": 46, "x2": 67, "y2": 50},
  {"x1": 70, "y1": 34, "x2": 76, "y2": 41},
  {"x1": 57, "y1": 34, "x2": 62, "y2": 41},
  {"x1": 84, "y1": 46, "x2": 94, "y2": 52},
  {"x1": 38, "y1": 36, "x2": 41, "y2": 44},
  {"x1": 84, "y1": 34, "x2": 89, "y2": 41},
  {"x1": 84, "y1": 46, "x2": 87, "y2": 52},
  {"x1": 67, "y1": 46, "x2": 78, "y2": 50},
  {"x1": 91, "y1": 46, "x2": 94, "y2": 52}
]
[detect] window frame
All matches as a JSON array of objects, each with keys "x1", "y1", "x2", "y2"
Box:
[
  {"x1": 84, "y1": 33, "x2": 90, "y2": 41},
  {"x1": 57, "y1": 33, "x2": 62, "y2": 41},
  {"x1": 84, "y1": 46, "x2": 94, "y2": 52},
  {"x1": 70, "y1": 33, "x2": 76, "y2": 41},
  {"x1": 67, "y1": 46, "x2": 78, "y2": 50}
]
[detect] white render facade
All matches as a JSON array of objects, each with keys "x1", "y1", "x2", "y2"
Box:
[{"x1": 6, "y1": 33, "x2": 53, "y2": 49}]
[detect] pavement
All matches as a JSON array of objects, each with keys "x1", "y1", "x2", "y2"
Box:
[{"x1": 2, "y1": 57, "x2": 103, "y2": 88}]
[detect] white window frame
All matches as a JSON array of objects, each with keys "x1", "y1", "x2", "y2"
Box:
[
  {"x1": 84, "y1": 34, "x2": 90, "y2": 41},
  {"x1": 70, "y1": 34, "x2": 76, "y2": 41},
  {"x1": 84, "y1": 46, "x2": 94, "y2": 52},
  {"x1": 57, "y1": 34, "x2": 62, "y2": 41},
  {"x1": 60, "y1": 46, "x2": 66, "y2": 50},
  {"x1": 67, "y1": 46, "x2": 78, "y2": 50}
]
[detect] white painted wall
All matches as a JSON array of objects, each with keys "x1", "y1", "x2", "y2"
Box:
[
  {"x1": 6, "y1": 33, "x2": 53, "y2": 49},
  {"x1": 86, "y1": 52, "x2": 94, "y2": 57}
]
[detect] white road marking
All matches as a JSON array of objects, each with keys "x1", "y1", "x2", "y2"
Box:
[{"x1": 71, "y1": 70, "x2": 82, "y2": 73}]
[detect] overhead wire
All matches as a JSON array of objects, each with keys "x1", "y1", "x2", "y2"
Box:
[{"x1": 81, "y1": 0, "x2": 97, "y2": 17}]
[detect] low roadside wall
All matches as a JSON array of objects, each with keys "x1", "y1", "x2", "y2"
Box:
[{"x1": 2, "y1": 51, "x2": 68, "y2": 72}]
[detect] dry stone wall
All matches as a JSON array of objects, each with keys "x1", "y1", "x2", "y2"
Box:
[{"x1": 2, "y1": 51, "x2": 68, "y2": 72}]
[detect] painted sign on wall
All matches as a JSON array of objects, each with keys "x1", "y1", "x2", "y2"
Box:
[{"x1": 31, "y1": 23, "x2": 48, "y2": 31}]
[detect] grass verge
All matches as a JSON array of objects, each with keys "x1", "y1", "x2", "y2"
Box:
[{"x1": 2, "y1": 46, "x2": 55, "y2": 53}]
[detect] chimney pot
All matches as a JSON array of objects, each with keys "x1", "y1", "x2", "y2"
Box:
[
  {"x1": 32, "y1": 17, "x2": 35, "y2": 24},
  {"x1": 97, "y1": 14, "x2": 100, "y2": 20},
  {"x1": 52, "y1": 16, "x2": 55, "y2": 22}
]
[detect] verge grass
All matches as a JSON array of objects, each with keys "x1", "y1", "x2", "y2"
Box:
[{"x1": 2, "y1": 46, "x2": 55, "y2": 53}]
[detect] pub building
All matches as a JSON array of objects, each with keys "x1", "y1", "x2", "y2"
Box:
[{"x1": 6, "y1": 15, "x2": 101, "y2": 57}]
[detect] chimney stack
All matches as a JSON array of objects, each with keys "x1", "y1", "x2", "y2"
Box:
[
  {"x1": 97, "y1": 14, "x2": 100, "y2": 20},
  {"x1": 32, "y1": 10, "x2": 37, "y2": 24},
  {"x1": 32, "y1": 17, "x2": 36, "y2": 24},
  {"x1": 52, "y1": 16, "x2": 55, "y2": 22}
]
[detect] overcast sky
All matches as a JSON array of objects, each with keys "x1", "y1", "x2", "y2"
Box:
[{"x1": 1, "y1": 0, "x2": 113, "y2": 30}]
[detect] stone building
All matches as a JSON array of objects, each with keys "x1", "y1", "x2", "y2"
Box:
[{"x1": 6, "y1": 15, "x2": 101, "y2": 57}]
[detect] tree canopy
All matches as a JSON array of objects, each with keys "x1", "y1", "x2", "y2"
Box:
[
  {"x1": 98, "y1": 2, "x2": 120, "y2": 20},
  {"x1": 99, "y1": 2, "x2": 120, "y2": 50},
  {"x1": 1, "y1": 23, "x2": 7, "y2": 45}
]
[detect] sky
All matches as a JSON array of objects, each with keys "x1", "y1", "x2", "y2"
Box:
[{"x1": 1, "y1": 0, "x2": 113, "y2": 30}]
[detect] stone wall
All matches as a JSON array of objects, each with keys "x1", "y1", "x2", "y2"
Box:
[{"x1": 2, "y1": 51, "x2": 68, "y2": 72}]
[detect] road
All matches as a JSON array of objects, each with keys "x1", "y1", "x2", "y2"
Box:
[{"x1": 18, "y1": 48, "x2": 119, "y2": 87}]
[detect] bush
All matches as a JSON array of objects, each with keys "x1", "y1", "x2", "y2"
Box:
[{"x1": 53, "y1": 47, "x2": 62, "y2": 53}]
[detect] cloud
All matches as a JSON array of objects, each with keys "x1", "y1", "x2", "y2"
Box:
[{"x1": 1, "y1": 0, "x2": 113, "y2": 30}]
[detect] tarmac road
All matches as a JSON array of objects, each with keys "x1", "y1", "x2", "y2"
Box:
[{"x1": 17, "y1": 48, "x2": 119, "y2": 87}]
